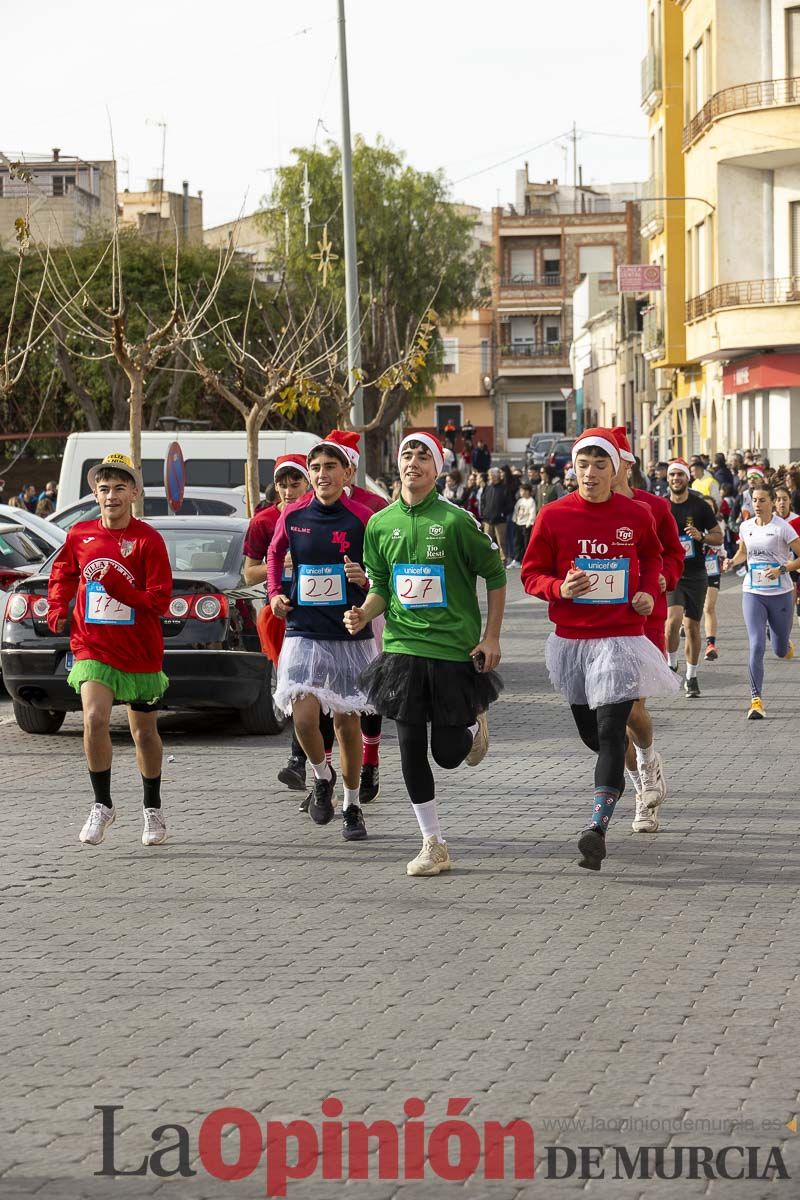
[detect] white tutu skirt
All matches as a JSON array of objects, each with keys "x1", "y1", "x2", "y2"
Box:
[
  {"x1": 275, "y1": 635, "x2": 377, "y2": 716},
  {"x1": 545, "y1": 633, "x2": 680, "y2": 709}
]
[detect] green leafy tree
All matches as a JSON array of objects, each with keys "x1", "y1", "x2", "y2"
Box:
[{"x1": 260, "y1": 137, "x2": 486, "y2": 470}]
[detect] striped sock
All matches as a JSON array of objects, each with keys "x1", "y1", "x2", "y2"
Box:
[{"x1": 362, "y1": 734, "x2": 381, "y2": 767}]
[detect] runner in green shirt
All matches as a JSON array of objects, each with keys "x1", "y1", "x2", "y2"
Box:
[{"x1": 344, "y1": 433, "x2": 506, "y2": 876}]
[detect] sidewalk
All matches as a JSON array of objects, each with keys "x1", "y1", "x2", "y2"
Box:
[{"x1": 1, "y1": 573, "x2": 798, "y2": 1198}]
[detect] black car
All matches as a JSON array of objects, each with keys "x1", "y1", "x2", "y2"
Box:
[
  {"x1": 524, "y1": 432, "x2": 560, "y2": 467},
  {"x1": 1, "y1": 516, "x2": 286, "y2": 737}
]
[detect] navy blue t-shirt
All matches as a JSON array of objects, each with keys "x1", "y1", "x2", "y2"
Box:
[{"x1": 267, "y1": 492, "x2": 373, "y2": 641}]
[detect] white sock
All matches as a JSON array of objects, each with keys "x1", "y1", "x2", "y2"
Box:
[
  {"x1": 635, "y1": 742, "x2": 656, "y2": 770},
  {"x1": 468, "y1": 721, "x2": 479, "y2": 741},
  {"x1": 343, "y1": 785, "x2": 359, "y2": 811},
  {"x1": 625, "y1": 767, "x2": 641, "y2": 795},
  {"x1": 311, "y1": 758, "x2": 332, "y2": 782},
  {"x1": 668, "y1": 650, "x2": 678, "y2": 668},
  {"x1": 686, "y1": 662, "x2": 698, "y2": 680},
  {"x1": 412, "y1": 799, "x2": 443, "y2": 843}
]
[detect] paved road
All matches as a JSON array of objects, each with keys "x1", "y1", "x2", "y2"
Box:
[{"x1": 1, "y1": 573, "x2": 798, "y2": 1199}]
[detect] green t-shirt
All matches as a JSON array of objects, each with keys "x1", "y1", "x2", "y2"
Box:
[{"x1": 363, "y1": 488, "x2": 507, "y2": 662}]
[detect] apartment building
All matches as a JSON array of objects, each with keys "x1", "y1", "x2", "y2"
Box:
[
  {"x1": 0, "y1": 149, "x2": 116, "y2": 249},
  {"x1": 571, "y1": 274, "x2": 651, "y2": 439},
  {"x1": 490, "y1": 172, "x2": 641, "y2": 454},
  {"x1": 119, "y1": 179, "x2": 203, "y2": 246},
  {"x1": 640, "y1": 0, "x2": 693, "y2": 459},
  {"x1": 679, "y1": 0, "x2": 800, "y2": 460}
]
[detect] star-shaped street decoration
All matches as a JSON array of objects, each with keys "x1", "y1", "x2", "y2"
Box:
[{"x1": 310, "y1": 223, "x2": 339, "y2": 288}]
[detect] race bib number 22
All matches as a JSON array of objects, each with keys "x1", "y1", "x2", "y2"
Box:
[{"x1": 297, "y1": 564, "x2": 346, "y2": 605}]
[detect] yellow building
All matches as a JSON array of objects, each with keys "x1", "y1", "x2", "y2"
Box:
[
  {"x1": 641, "y1": 0, "x2": 693, "y2": 458},
  {"x1": 119, "y1": 179, "x2": 203, "y2": 246},
  {"x1": 678, "y1": 0, "x2": 800, "y2": 460}
]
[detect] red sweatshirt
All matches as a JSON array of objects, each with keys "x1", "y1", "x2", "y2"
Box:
[
  {"x1": 520, "y1": 491, "x2": 662, "y2": 639},
  {"x1": 632, "y1": 487, "x2": 685, "y2": 626},
  {"x1": 47, "y1": 517, "x2": 172, "y2": 673},
  {"x1": 348, "y1": 484, "x2": 389, "y2": 514}
]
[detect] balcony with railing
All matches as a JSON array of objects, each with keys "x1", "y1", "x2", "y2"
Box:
[
  {"x1": 642, "y1": 305, "x2": 665, "y2": 360},
  {"x1": 683, "y1": 77, "x2": 800, "y2": 149},
  {"x1": 640, "y1": 49, "x2": 663, "y2": 113},
  {"x1": 498, "y1": 341, "x2": 569, "y2": 367},
  {"x1": 500, "y1": 272, "x2": 561, "y2": 289},
  {"x1": 686, "y1": 276, "x2": 800, "y2": 322},
  {"x1": 639, "y1": 185, "x2": 665, "y2": 238}
]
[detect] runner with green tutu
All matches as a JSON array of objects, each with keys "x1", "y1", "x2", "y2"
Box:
[{"x1": 47, "y1": 453, "x2": 173, "y2": 847}]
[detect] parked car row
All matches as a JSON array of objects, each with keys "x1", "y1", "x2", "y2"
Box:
[
  {"x1": 524, "y1": 433, "x2": 576, "y2": 472},
  {"x1": 1, "y1": 517, "x2": 286, "y2": 739}
]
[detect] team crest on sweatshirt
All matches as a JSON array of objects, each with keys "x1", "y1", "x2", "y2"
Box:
[
  {"x1": 615, "y1": 527, "x2": 634, "y2": 543},
  {"x1": 120, "y1": 539, "x2": 135, "y2": 558}
]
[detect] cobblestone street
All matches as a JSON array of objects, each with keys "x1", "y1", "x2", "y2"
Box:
[{"x1": 1, "y1": 572, "x2": 798, "y2": 1198}]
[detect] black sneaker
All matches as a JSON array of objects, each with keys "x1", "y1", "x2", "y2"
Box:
[
  {"x1": 308, "y1": 768, "x2": 337, "y2": 825},
  {"x1": 359, "y1": 764, "x2": 380, "y2": 804},
  {"x1": 342, "y1": 804, "x2": 367, "y2": 841},
  {"x1": 684, "y1": 677, "x2": 701, "y2": 698},
  {"x1": 669, "y1": 664, "x2": 679, "y2": 673},
  {"x1": 577, "y1": 827, "x2": 607, "y2": 872},
  {"x1": 298, "y1": 790, "x2": 311, "y2": 814},
  {"x1": 278, "y1": 756, "x2": 306, "y2": 792}
]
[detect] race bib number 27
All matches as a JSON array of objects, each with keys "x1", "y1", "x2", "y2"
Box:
[{"x1": 392, "y1": 564, "x2": 447, "y2": 608}]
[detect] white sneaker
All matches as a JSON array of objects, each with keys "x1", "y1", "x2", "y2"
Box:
[
  {"x1": 632, "y1": 794, "x2": 659, "y2": 833},
  {"x1": 79, "y1": 803, "x2": 116, "y2": 846},
  {"x1": 465, "y1": 711, "x2": 489, "y2": 766},
  {"x1": 638, "y1": 751, "x2": 667, "y2": 812},
  {"x1": 142, "y1": 808, "x2": 168, "y2": 846},
  {"x1": 407, "y1": 836, "x2": 452, "y2": 876}
]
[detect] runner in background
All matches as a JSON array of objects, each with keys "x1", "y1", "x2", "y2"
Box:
[
  {"x1": 522, "y1": 428, "x2": 678, "y2": 871},
  {"x1": 611, "y1": 428, "x2": 683, "y2": 834},
  {"x1": 723, "y1": 483, "x2": 800, "y2": 720},
  {"x1": 665, "y1": 458, "x2": 723, "y2": 697},
  {"x1": 243, "y1": 454, "x2": 337, "y2": 797},
  {"x1": 702, "y1": 496, "x2": 727, "y2": 661},
  {"x1": 47, "y1": 453, "x2": 172, "y2": 847},
  {"x1": 774, "y1": 485, "x2": 800, "y2": 627}
]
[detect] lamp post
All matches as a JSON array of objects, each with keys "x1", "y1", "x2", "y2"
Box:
[{"x1": 337, "y1": 0, "x2": 366, "y2": 485}]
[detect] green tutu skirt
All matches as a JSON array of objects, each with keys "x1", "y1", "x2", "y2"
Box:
[{"x1": 67, "y1": 659, "x2": 169, "y2": 705}]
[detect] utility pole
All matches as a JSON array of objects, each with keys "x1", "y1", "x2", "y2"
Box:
[
  {"x1": 337, "y1": 0, "x2": 365, "y2": 484},
  {"x1": 572, "y1": 121, "x2": 578, "y2": 214}
]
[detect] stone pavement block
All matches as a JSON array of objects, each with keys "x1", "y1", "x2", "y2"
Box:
[{"x1": 1, "y1": 574, "x2": 799, "y2": 1196}]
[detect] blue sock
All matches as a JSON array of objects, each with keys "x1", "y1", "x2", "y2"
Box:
[{"x1": 591, "y1": 786, "x2": 621, "y2": 833}]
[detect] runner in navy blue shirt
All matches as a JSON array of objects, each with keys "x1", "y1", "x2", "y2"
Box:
[{"x1": 267, "y1": 439, "x2": 375, "y2": 840}]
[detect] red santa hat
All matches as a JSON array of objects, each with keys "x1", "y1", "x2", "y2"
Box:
[
  {"x1": 274, "y1": 453, "x2": 310, "y2": 482},
  {"x1": 398, "y1": 432, "x2": 445, "y2": 475},
  {"x1": 571, "y1": 427, "x2": 620, "y2": 473},
  {"x1": 611, "y1": 425, "x2": 636, "y2": 464},
  {"x1": 668, "y1": 457, "x2": 692, "y2": 479},
  {"x1": 747, "y1": 465, "x2": 766, "y2": 479},
  {"x1": 316, "y1": 429, "x2": 361, "y2": 467}
]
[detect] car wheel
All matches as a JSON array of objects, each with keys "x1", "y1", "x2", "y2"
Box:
[
  {"x1": 239, "y1": 663, "x2": 287, "y2": 736},
  {"x1": 12, "y1": 701, "x2": 67, "y2": 735}
]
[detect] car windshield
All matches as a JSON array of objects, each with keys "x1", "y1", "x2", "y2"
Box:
[
  {"x1": 553, "y1": 440, "x2": 574, "y2": 454},
  {"x1": 52, "y1": 496, "x2": 238, "y2": 531},
  {"x1": 50, "y1": 500, "x2": 100, "y2": 530},
  {"x1": 0, "y1": 530, "x2": 45, "y2": 567},
  {"x1": 159, "y1": 528, "x2": 241, "y2": 576}
]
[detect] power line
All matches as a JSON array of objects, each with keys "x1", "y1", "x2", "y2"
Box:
[{"x1": 451, "y1": 131, "x2": 573, "y2": 185}]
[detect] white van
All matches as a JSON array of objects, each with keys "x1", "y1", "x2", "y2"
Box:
[{"x1": 56, "y1": 430, "x2": 320, "y2": 511}]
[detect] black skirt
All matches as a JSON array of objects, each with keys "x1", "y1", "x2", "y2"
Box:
[{"x1": 359, "y1": 652, "x2": 503, "y2": 726}]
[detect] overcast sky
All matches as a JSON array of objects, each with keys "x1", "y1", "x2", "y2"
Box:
[{"x1": 6, "y1": 0, "x2": 648, "y2": 229}]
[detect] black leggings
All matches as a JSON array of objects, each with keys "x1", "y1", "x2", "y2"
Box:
[
  {"x1": 570, "y1": 701, "x2": 633, "y2": 794},
  {"x1": 395, "y1": 720, "x2": 473, "y2": 805},
  {"x1": 291, "y1": 711, "x2": 335, "y2": 762},
  {"x1": 360, "y1": 712, "x2": 383, "y2": 738}
]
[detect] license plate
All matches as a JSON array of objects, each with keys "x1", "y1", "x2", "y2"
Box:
[{"x1": 65, "y1": 652, "x2": 75, "y2": 670}]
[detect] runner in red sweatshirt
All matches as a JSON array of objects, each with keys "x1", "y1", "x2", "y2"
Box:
[
  {"x1": 611, "y1": 427, "x2": 684, "y2": 835},
  {"x1": 521, "y1": 428, "x2": 678, "y2": 871},
  {"x1": 47, "y1": 453, "x2": 172, "y2": 849}
]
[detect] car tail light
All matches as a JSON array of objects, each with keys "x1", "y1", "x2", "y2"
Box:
[
  {"x1": 194, "y1": 594, "x2": 226, "y2": 621},
  {"x1": 165, "y1": 593, "x2": 228, "y2": 622},
  {"x1": 32, "y1": 597, "x2": 49, "y2": 618},
  {"x1": 7, "y1": 594, "x2": 31, "y2": 621},
  {"x1": 548, "y1": 452, "x2": 556, "y2": 465}
]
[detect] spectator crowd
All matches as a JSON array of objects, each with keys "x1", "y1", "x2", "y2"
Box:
[{"x1": 0, "y1": 479, "x2": 59, "y2": 517}]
